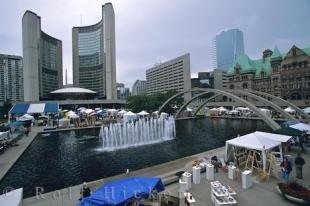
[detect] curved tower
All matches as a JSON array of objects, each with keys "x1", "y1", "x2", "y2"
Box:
[
  {"x1": 22, "y1": 11, "x2": 63, "y2": 101},
  {"x1": 72, "y1": 3, "x2": 116, "y2": 99}
]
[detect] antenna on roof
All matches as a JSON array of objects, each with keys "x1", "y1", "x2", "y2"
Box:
[{"x1": 80, "y1": 15, "x2": 83, "y2": 26}]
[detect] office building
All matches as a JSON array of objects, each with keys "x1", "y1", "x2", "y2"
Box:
[
  {"x1": 191, "y1": 70, "x2": 227, "y2": 89},
  {"x1": 212, "y1": 29, "x2": 245, "y2": 71},
  {"x1": 22, "y1": 11, "x2": 63, "y2": 101},
  {"x1": 117, "y1": 83, "x2": 130, "y2": 99},
  {"x1": 227, "y1": 45, "x2": 310, "y2": 101},
  {"x1": 146, "y1": 53, "x2": 191, "y2": 100},
  {"x1": 72, "y1": 3, "x2": 116, "y2": 99},
  {"x1": 0, "y1": 54, "x2": 23, "y2": 102},
  {"x1": 132, "y1": 80, "x2": 147, "y2": 96}
]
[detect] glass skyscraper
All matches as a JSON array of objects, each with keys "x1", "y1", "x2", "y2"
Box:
[
  {"x1": 72, "y1": 3, "x2": 116, "y2": 99},
  {"x1": 212, "y1": 29, "x2": 245, "y2": 71},
  {"x1": 22, "y1": 11, "x2": 63, "y2": 101}
]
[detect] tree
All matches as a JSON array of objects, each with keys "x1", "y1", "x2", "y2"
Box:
[
  {"x1": 126, "y1": 90, "x2": 180, "y2": 114},
  {"x1": 0, "y1": 99, "x2": 12, "y2": 119}
]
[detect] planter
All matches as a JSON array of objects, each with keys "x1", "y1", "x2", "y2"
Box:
[{"x1": 277, "y1": 185, "x2": 306, "y2": 204}]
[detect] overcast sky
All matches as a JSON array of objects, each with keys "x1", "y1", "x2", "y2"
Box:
[{"x1": 1, "y1": 0, "x2": 310, "y2": 89}]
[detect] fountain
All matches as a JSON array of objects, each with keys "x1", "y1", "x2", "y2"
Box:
[{"x1": 99, "y1": 116, "x2": 176, "y2": 151}]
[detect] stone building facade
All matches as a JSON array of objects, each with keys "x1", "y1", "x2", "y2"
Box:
[{"x1": 227, "y1": 45, "x2": 310, "y2": 101}]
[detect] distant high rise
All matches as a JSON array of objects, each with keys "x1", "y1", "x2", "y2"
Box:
[
  {"x1": 146, "y1": 53, "x2": 191, "y2": 101},
  {"x1": 212, "y1": 29, "x2": 245, "y2": 71},
  {"x1": 72, "y1": 3, "x2": 116, "y2": 99},
  {"x1": 0, "y1": 54, "x2": 23, "y2": 102},
  {"x1": 132, "y1": 80, "x2": 147, "y2": 96},
  {"x1": 22, "y1": 11, "x2": 63, "y2": 101},
  {"x1": 116, "y1": 83, "x2": 130, "y2": 99}
]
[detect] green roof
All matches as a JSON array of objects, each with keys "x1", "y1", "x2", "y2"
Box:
[
  {"x1": 227, "y1": 45, "x2": 310, "y2": 77},
  {"x1": 270, "y1": 46, "x2": 282, "y2": 59},
  {"x1": 302, "y1": 47, "x2": 310, "y2": 56},
  {"x1": 228, "y1": 54, "x2": 271, "y2": 77}
]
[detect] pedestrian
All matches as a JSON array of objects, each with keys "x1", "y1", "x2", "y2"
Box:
[
  {"x1": 294, "y1": 153, "x2": 305, "y2": 179},
  {"x1": 79, "y1": 182, "x2": 91, "y2": 201},
  {"x1": 280, "y1": 158, "x2": 292, "y2": 182},
  {"x1": 299, "y1": 131, "x2": 306, "y2": 153}
]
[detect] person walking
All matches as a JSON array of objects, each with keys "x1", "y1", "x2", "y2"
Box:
[
  {"x1": 299, "y1": 131, "x2": 306, "y2": 153},
  {"x1": 280, "y1": 158, "x2": 292, "y2": 182},
  {"x1": 79, "y1": 182, "x2": 91, "y2": 201},
  {"x1": 294, "y1": 153, "x2": 305, "y2": 179}
]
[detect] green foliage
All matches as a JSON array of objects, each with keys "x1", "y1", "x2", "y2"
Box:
[
  {"x1": 126, "y1": 90, "x2": 182, "y2": 113},
  {"x1": 0, "y1": 99, "x2": 12, "y2": 119}
]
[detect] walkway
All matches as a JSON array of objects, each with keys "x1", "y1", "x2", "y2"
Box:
[
  {"x1": 23, "y1": 146, "x2": 310, "y2": 206},
  {"x1": 0, "y1": 127, "x2": 40, "y2": 181}
]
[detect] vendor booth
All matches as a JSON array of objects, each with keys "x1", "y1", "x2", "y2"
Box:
[
  {"x1": 290, "y1": 123, "x2": 310, "y2": 132},
  {"x1": 79, "y1": 177, "x2": 164, "y2": 206},
  {"x1": 225, "y1": 132, "x2": 291, "y2": 172},
  {"x1": 123, "y1": 111, "x2": 137, "y2": 123}
]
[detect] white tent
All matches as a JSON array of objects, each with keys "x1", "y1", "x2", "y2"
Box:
[
  {"x1": 107, "y1": 109, "x2": 118, "y2": 112},
  {"x1": 235, "y1": 107, "x2": 250, "y2": 111},
  {"x1": 254, "y1": 131, "x2": 292, "y2": 143},
  {"x1": 0, "y1": 188, "x2": 23, "y2": 206},
  {"x1": 118, "y1": 110, "x2": 127, "y2": 115},
  {"x1": 137, "y1": 111, "x2": 149, "y2": 116},
  {"x1": 186, "y1": 107, "x2": 193, "y2": 112},
  {"x1": 284, "y1": 107, "x2": 295, "y2": 113},
  {"x1": 225, "y1": 132, "x2": 282, "y2": 171},
  {"x1": 303, "y1": 107, "x2": 310, "y2": 114},
  {"x1": 18, "y1": 114, "x2": 35, "y2": 122},
  {"x1": 290, "y1": 123, "x2": 310, "y2": 132},
  {"x1": 123, "y1": 111, "x2": 137, "y2": 123},
  {"x1": 218, "y1": 106, "x2": 228, "y2": 112},
  {"x1": 228, "y1": 110, "x2": 240, "y2": 115},
  {"x1": 160, "y1": 112, "x2": 168, "y2": 119}
]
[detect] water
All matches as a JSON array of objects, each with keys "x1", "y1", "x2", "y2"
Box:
[
  {"x1": 0, "y1": 118, "x2": 271, "y2": 197},
  {"x1": 100, "y1": 116, "x2": 175, "y2": 151}
]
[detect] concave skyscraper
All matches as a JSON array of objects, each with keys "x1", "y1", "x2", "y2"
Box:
[{"x1": 72, "y1": 3, "x2": 116, "y2": 99}]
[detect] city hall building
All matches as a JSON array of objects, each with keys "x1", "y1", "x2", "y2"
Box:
[
  {"x1": 227, "y1": 45, "x2": 310, "y2": 102},
  {"x1": 72, "y1": 3, "x2": 116, "y2": 100}
]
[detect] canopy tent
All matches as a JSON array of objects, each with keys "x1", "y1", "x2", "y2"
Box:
[
  {"x1": 228, "y1": 110, "x2": 240, "y2": 114},
  {"x1": 0, "y1": 188, "x2": 23, "y2": 206},
  {"x1": 290, "y1": 123, "x2": 310, "y2": 132},
  {"x1": 123, "y1": 111, "x2": 137, "y2": 123},
  {"x1": 254, "y1": 131, "x2": 292, "y2": 143},
  {"x1": 303, "y1": 107, "x2": 310, "y2": 114},
  {"x1": 275, "y1": 127, "x2": 302, "y2": 136},
  {"x1": 17, "y1": 114, "x2": 34, "y2": 122},
  {"x1": 218, "y1": 107, "x2": 228, "y2": 112},
  {"x1": 284, "y1": 107, "x2": 295, "y2": 113},
  {"x1": 225, "y1": 132, "x2": 282, "y2": 171},
  {"x1": 235, "y1": 107, "x2": 250, "y2": 111},
  {"x1": 137, "y1": 111, "x2": 149, "y2": 116},
  {"x1": 79, "y1": 177, "x2": 164, "y2": 206},
  {"x1": 9, "y1": 103, "x2": 59, "y2": 114},
  {"x1": 281, "y1": 120, "x2": 299, "y2": 127},
  {"x1": 160, "y1": 112, "x2": 168, "y2": 119},
  {"x1": 186, "y1": 107, "x2": 193, "y2": 112},
  {"x1": 118, "y1": 110, "x2": 127, "y2": 115}
]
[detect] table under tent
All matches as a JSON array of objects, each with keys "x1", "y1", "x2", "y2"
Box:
[{"x1": 225, "y1": 131, "x2": 292, "y2": 180}]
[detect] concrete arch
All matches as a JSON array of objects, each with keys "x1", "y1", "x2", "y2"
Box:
[
  {"x1": 227, "y1": 90, "x2": 297, "y2": 121},
  {"x1": 176, "y1": 93, "x2": 220, "y2": 118},
  {"x1": 179, "y1": 90, "x2": 296, "y2": 121},
  {"x1": 159, "y1": 89, "x2": 281, "y2": 130},
  {"x1": 245, "y1": 90, "x2": 310, "y2": 121}
]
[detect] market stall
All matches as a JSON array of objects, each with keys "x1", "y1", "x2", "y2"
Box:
[
  {"x1": 290, "y1": 123, "x2": 310, "y2": 132},
  {"x1": 225, "y1": 132, "x2": 283, "y2": 172},
  {"x1": 123, "y1": 111, "x2": 137, "y2": 123}
]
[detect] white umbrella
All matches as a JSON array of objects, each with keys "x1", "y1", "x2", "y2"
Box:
[
  {"x1": 303, "y1": 107, "x2": 310, "y2": 114},
  {"x1": 218, "y1": 107, "x2": 228, "y2": 112},
  {"x1": 284, "y1": 107, "x2": 295, "y2": 113},
  {"x1": 186, "y1": 107, "x2": 193, "y2": 112},
  {"x1": 137, "y1": 111, "x2": 149, "y2": 116},
  {"x1": 118, "y1": 110, "x2": 127, "y2": 115}
]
